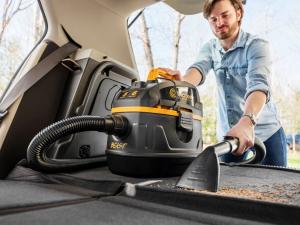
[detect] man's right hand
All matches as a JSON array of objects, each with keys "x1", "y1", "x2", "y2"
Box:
[
  {"x1": 159, "y1": 67, "x2": 203, "y2": 86},
  {"x1": 159, "y1": 68, "x2": 182, "y2": 81}
]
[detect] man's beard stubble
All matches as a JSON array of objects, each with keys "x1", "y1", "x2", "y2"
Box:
[{"x1": 214, "y1": 21, "x2": 239, "y2": 40}]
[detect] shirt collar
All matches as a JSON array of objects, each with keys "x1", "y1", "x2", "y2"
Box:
[{"x1": 216, "y1": 29, "x2": 246, "y2": 54}]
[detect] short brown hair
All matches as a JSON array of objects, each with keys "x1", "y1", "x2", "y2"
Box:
[{"x1": 203, "y1": 0, "x2": 244, "y2": 22}]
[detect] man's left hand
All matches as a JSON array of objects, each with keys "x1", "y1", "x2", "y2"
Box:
[{"x1": 226, "y1": 116, "x2": 255, "y2": 156}]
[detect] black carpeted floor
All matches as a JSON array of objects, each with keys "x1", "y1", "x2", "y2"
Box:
[{"x1": 0, "y1": 164, "x2": 299, "y2": 225}]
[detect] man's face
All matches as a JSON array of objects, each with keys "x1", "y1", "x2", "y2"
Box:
[{"x1": 208, "y1": 0, "x2": 241, "y2": 40}]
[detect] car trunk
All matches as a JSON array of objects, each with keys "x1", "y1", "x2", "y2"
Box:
[{"x1": 1, "y1": 164, "x2": 299, "y2": 225}]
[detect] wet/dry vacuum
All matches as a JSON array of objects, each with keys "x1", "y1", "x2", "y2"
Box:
[{"x1": 26, "y1": 69, "x2": 203, "y2": 177}]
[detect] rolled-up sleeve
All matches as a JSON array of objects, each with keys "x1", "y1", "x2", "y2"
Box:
[
  {"x1": 188, "y1": 42, "x2": 213, "y2": 85},
  {"x1": 245, "y1": 39, "x2": 271, "y2": 102}
]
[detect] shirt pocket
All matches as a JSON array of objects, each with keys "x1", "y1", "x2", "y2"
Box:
[
  {"x1": 227, "y1": 66, "x2": 248, "y2": 77},
  {"x1": 227, "y1": 66, "x2": 248, "y2": 91}
]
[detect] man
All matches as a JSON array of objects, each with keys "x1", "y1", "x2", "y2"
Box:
[{"x1": 162, "y1": 0, "x2": 287, "y2": 166}]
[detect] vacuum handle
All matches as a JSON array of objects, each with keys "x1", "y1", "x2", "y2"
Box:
[
  {"x1": 147, "y1": 68, "x2": 202, "y2": 105},
  {"x1": 147, "y1": 68, "x2": 175, "y2": 81},
  {"x1": 213, "y1": 136, "x2": 239, "y2": 156},
  {"x1": 214, "y1": 136, "x2": 266, "y2": 165}
]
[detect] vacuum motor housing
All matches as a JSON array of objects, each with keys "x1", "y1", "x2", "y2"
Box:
[{"x1": 106, "y1": 79, "x2": 203, "y2": 177}]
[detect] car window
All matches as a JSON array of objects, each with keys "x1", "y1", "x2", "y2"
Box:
[
  {"x1": 128, "y1": 1, "x2": 300, "y2": 146},
  {"x1": 0, "y1": 0, "x2": 46, "y2": 99}
]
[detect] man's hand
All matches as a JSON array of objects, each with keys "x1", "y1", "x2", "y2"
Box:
[
  {"x1": 159, "y1": 67, "x2": 182, "y2": 81},
  {"x1": 226, "y1": 116, "x2": 255, "y2": 156},
  {"x1": 159, "y1": 67, "x2": 203, "y2": 86}
]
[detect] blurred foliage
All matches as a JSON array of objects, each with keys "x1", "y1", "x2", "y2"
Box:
[
  {"x1": 201, "y1": 92, "x2": 217, "y2": 145},
  {"x1": 274, "y1": 89, "x2": 300, "y2": 135}
]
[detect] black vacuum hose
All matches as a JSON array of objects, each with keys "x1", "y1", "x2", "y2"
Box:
[{"x1": 27, "y1": 115, "x2": 128, "y2": 172}]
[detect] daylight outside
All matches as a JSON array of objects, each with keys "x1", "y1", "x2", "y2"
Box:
[{"x1": 0, "y1": 0, "x2": 299, "y2": 168}]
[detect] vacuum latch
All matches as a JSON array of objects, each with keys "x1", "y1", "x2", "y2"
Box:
[{"x1": 178, "y1": 110, "x2": 193, "y2": 132}]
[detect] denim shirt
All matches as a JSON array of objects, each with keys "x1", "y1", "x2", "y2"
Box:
[{"x1": 189, "y1": 30, "x2": 281, "y2": 142}]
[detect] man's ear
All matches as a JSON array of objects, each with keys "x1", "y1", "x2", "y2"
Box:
[{"x1": 236, "y1": 9, "x2": 242, "y2": 22}]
